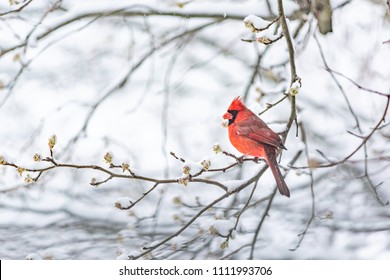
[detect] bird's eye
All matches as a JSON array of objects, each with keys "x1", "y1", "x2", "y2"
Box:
[{"x1": 228, "y1": 110, "x2": 238, "y2": 116}]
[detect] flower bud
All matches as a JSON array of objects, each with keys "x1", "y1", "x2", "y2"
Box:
[
  {"x1": 177, "y1": 176, "x2": 189, "y2": 186},
  {"x1": 220, "y1": 241, "x2": 229, "y2": 249},
  {"x1": 287, "y1": 77, "x2": 302, "y2": 96},
  {"x1": 182, "y1": 165, "x2": 191, "y2": 175},
  {"x1": 212, "y1": 144, "x2": 222, "y2": 154},
  {"x1": 24, "y1": 174, "x2": 34, "y2": 184},
  {"x1": 0, "y1": 155, "x2": 6, "y2": 165},
  {"x1": 48, "y1": 135, "x2": 57, "y2": 150},
  {"x1": 103, "y1": 152, "x2": 112, "y2": 164},
  {"x1": 221, "y1": 120, "x2": 229, "y2": 128},
  {"x1": 17, "y1": 167, "x2": 25, "y2": 177},
  {"x1": 121, "y1": 163, "x2": 129, "y2": 172},
  {"x1": 33, "y1": 153, "x2": 41, "y2": 162},
  {"x1": 201, "y1": 159, "x2": 211, "y2": 171},
  {"x1": 172, "y1": 196, "x2": 182, "y2": 205},
  {"x1": 90, "y1": 177, "x2": 97, "y2": 186},
  {"x1": 209, "y1": 226, "x2": 218, "y2": 236}
]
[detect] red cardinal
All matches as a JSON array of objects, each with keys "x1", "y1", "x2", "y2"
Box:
[{"x1": 223, "y1": 97, "x2": 290, "y2": 197}]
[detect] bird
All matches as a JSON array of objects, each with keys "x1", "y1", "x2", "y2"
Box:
[{"x1": 222, "y1": 96, "x2": 290, "y2": 197}]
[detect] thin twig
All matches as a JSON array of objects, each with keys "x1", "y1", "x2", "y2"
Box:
[
  {"x1": 249, "y1": 149, "x2": 302, "y2": 259},
  {"x1": 296, "y1": 98, "x2": 390, "y2": 169},
  {"x1": 277, "y1": 0, "x2": 298, "y2": 142},
  {"x1": 60, "y1": 20, "x2": 223, "y2": 156},
  {"x1": 326, "y1": 67, "x2": 390, "y2": 97},
  {"x1": 0, "y1": 0, "x2": 34, "y2": 16},
  {"x1": 314, "y1": 34, "x2": 362, "y2": 131},
  {"x1": 249, "y1": 187, "x2": 277, "y2": 259},
  {"x1": 290, "y1": 123, "x2": 315, "y2": 251},
  {"x1": 229, "y1": 179, "x2": 260, "y2": 241},
  {"x1": 131, "y1": 165, "x2": 269, "y2": 259}
]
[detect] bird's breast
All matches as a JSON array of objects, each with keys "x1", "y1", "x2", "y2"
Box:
[{"x1": 228, "y1": 126, "x2": 266, "y2": 158}]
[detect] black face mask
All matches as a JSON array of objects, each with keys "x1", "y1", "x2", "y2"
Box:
[{"x1": 227, "y1": 110, "x2": 238, "y2": 125}]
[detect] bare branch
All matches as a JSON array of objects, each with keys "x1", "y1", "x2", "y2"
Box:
[
  {"x1": 290, "y1": 123, "x2": 315, "y2": 251},
  {"x1": 293, "y1": 96, "x2": 390, "y2": 170},
  {"x1": 326, "y1": 67, "x2": 390, "y2": 97},
  {"x1": 0, "y1": 0, "x2": 34, "y2": 16}
]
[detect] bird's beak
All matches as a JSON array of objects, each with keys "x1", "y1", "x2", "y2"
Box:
[{"x1": 223, "y1": 112, "x2": 232, "y2": 120}]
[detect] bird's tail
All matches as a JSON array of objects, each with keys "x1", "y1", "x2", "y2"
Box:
[{"x1": 265, "y1": 146, "x2": 290, "y2": 197}]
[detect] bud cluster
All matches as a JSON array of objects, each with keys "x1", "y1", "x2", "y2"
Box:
[{"x1": 48, "y1": 135, "x2": 57, "y2": 151}]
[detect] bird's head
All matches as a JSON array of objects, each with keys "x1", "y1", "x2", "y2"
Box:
[{"x1": 223, "y1": 96, "x2": 245, "y2": 125}]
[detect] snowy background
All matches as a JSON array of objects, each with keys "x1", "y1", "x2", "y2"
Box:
[{"x1": 0, "y1": 0, "x2": 390, "y2": 259}]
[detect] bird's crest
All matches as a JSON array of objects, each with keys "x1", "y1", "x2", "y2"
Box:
[{"x1": 228, "y1": 96, "x2": 245, "y2": 111}]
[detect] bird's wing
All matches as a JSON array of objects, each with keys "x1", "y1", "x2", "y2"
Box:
[{"x1": 236, "y1": 123, "x2": 285, "y2": 150}]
